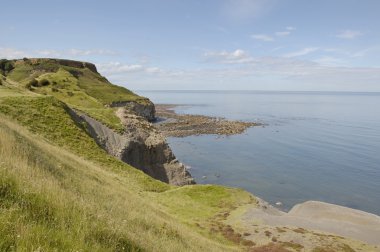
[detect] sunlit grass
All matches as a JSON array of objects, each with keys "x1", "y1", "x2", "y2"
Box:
[{"x1": 0, "y1": 117, "x2": 241, "y2": 251}]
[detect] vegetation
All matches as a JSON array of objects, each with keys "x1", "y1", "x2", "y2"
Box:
[
  {"x1": 0, "y1": 59, "x2": 14, "y2": 75},
  {"x1": 2, "y1": 59, "x2": 150, "y2": 132},
  {"x1": 0, "y1": 118, "x2": 239, "y2": 251},
  {"x1": 0, "y1": 58, "x2": 374, "y2": 251},
  {"x1": 0, "y1": 61, "x2": 249, "y2": 250}
]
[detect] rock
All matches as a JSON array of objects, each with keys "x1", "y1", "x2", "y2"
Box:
[
  {"x1": 275, "y1": 202, "x2": 283, "y2": 206},
  {"x1": 69, "y1": 107, "x2": 194, "y2": 186},
  {"x1": 111, "y1": 99, "x2": 156, "y2": 122}
]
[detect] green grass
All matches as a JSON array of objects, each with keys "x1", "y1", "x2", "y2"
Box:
[
  {"x1": 5, "y1": 60, "x2": 143, "y2": 132},
  {"x1": 0, "y1": 108, "x2": 241, "y2": 251},
  {"x1": 0, "y1": 58, "x2": 258, "y2": 251},
  {"x1": 0, "y1": 95, "x2": 168, "y2": 192},
  {"x1": 0, "y1": 89, "x2": 250, "y2": 250},
  {"x1": 76, "y1": 68, "x2": 143, "y2": 104},
  {"x1": 157, "y1": 185, "x2": 255, "y2": 222},
  {"x1": 6, "y1": 63, "x2": 34, "y2": 82}
]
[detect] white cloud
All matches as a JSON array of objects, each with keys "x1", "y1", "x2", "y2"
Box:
[
  {"x1": 275, "y1": 31, "x2": 290, "y2": 37},
  {"x1": 97, "y1": 62, "x2": 144, "y2": 74},
  {"x1": 97, "y1": 62, "x2": 185, "y2": 79},
  {"x1": 204, "y1": 49, "x2": 253, "y2": 64},
  {"x1": 105, "y1": 56, "x2": 380, "y2": 92},
  {"x1": 35, "y1": 49, "x2": 61, "y2": 57},
  {"x1": 251, "y1": 34, "x2": 274, "y2": 42},
  {"x1": 67, "y1": 49, "x2": 117, "y2": 56},
  {"x1": 336, "y1": 30, "x2": 363, "y2": 39},
  {"x1": 0, "y1": 47, "x2": 27, "y2": 59},
  {"x1": 314, "y1": 56, "x2": 347, "y2": 67},
  {"x1": 286, "y1": 26, "x2": 296, "y2": 31},
  {"x1": 282, "y1": 47, "x2": 319, "y2": 58},
  {"x1": 0, "y1": 47, "x2": 118, "y2": 59}
]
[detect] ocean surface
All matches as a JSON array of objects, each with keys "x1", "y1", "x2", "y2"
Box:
[{"x1": 139, "y1": 90, "x2": 380, "y2": 215}]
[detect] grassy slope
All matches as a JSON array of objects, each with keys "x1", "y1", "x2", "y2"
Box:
[
  {"x1": 0, "y1": 117, "x2": 241, "y2": 251},
  {"x1": 0, "y1": 77, "x2": 251, "y2": 250},
  {"x1": 2, "y1": 59, "x2": 368, "y2": 251},
  {"x1": 5, "y1": 59, "x2": 145, "y2": 132}
]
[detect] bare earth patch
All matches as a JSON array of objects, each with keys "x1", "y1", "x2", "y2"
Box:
[{"x1": 154, "y1": 104, "x2": 259, "y2": 137}]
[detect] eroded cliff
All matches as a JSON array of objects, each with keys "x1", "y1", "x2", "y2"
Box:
[{"x1": 71, "y1": 105, "x2": 194, "y2": 186}]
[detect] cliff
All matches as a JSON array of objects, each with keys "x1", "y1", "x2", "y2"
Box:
[
  {"x1": 0, "y1": 58, "x2": 193, "y2": 185},
  {"x1": 70, "y1": 106, "x2": 193, "y2": 186}
]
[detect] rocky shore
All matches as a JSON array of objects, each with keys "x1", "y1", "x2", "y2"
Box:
[{"x1": 154, "y1": 104, "x2": 259, "y2": 137}]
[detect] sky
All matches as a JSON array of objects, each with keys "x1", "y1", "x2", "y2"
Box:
[{"x1": 1, "y1": 0, "x2": 380, "y2": 91}]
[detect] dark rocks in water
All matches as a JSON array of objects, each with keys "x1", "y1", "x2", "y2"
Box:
[{"x1": 155, "y1": 104, "x2": 259, "y2": 137}]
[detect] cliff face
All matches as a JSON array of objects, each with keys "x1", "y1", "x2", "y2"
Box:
[
  {"x1": 71, "y1": 106, "x2": 194, "y2": 186},
  {"x1": 110, "y1": 100, "x2": 156, "y2": 122},
  {"x1": 2, "y1": 57, "x2": 193, "y2": 186}
]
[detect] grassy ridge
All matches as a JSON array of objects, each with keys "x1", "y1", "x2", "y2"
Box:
[{"x1": 3, "y1": 58, "x2": 146, "y2": 132}]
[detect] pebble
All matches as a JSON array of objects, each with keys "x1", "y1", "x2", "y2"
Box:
[{"x1": 275, "y1": 202, "x2": 283, "y2": 206}]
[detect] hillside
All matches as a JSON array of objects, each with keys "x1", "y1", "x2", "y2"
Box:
[{"x1": 0, "y1": 58, "x2": 378, "y2": 251}]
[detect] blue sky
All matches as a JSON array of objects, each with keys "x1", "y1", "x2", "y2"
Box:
[{"x1": 1, "y1": 0, "x2": 380, "y2": 91}]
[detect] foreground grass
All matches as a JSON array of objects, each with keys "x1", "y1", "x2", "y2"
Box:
[
  {"x1": 0, "y1": 59, "x2": 256, "y2": 250},
  {"x1": 0, "y1": 92, "x2": 252, "y2": 251},
  {"x1": 0, "y1": 116, "x2": 241, "y2": 251}
]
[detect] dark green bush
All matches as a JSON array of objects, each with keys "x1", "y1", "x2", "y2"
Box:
[
  {"x1": 0, "y1": 59, "x2": 14, "y2": 74},
  {"x1": 38, "y1": 79, "x2": 50, "y2": 86},
  {"x1": 28, "y1": 79, "x2": 39, "y2": 87},
  {"x1": 51, "y1": 87, "x2": 59, "y2": 92},
  {"x1": 25, "y1": 82, "x2": 32, "y2": 90}
]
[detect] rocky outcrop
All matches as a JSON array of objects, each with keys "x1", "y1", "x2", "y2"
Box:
[
  {"x1": 70, "y1": 107, "x2": 194, "y2": 186},
  {"x1": 111, "y1": 100, "x2": 156, "y2": 122}
]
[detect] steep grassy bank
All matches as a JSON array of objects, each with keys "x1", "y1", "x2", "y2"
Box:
[
  {"x1": 0, "y1": 66, "x2": 252, "y2": 250},
  {"x1": 0, "y1": 112, "x2": 247, "y2": 251}
]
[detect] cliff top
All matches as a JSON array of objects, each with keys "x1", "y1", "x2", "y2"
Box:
[{"x1": 0, "y1": 58, "x2": 150, "y2": 131}]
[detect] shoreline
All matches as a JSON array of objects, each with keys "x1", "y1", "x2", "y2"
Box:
[
  {"x1": 154, "y1": 104, "x2": 260, "y2": 137},
  {"x1": 154, "y1": 103, "x2": 380, "y2": 247}
]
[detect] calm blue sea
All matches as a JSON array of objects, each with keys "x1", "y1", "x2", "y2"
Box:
[{"x1": 139, "y1": 90, "x2": 380, "y2": 215}]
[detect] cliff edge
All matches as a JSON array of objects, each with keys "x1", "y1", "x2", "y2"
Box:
[{"x1": 0, "y1": 58, "x2": 194, "y2": 185}]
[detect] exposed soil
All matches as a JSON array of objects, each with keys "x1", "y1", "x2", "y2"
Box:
[{"x1": 154, "y1": 104, "x2": 259, "y2": 137}]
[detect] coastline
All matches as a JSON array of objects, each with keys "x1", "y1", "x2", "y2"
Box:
[
  {"x1": 153, "y1": 103, "x2": 380, "y2": 248},
  {"x1": 154, "y1": 104, "x2": 259, "y2": 137}
]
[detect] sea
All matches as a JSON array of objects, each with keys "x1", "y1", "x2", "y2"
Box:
[{"x1": 138, "y1": 90, "x2": 380, "y2": 215}]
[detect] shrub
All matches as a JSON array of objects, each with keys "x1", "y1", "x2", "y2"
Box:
[
  {"x1": 28, "y1": 79, "x2": 39, "y2": 87},
  {"x1": 0, "y1": 59, "x2": 14, "y2": 74},
  {"x1": 0, "y1": 79, "x2": 2, "y2": 85},
  {"x1": 67, "y1": 91, "x2": 74, "y2": 97},
  {"x1": 67, "y1": 69, "x2": 83, "y2": 78},
  {"x1": 38, "y1": 79, "x2": 50, "y2": 86},
  {"x1": 51, "y1": 87, "x2": 59, "y2": 92}
]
